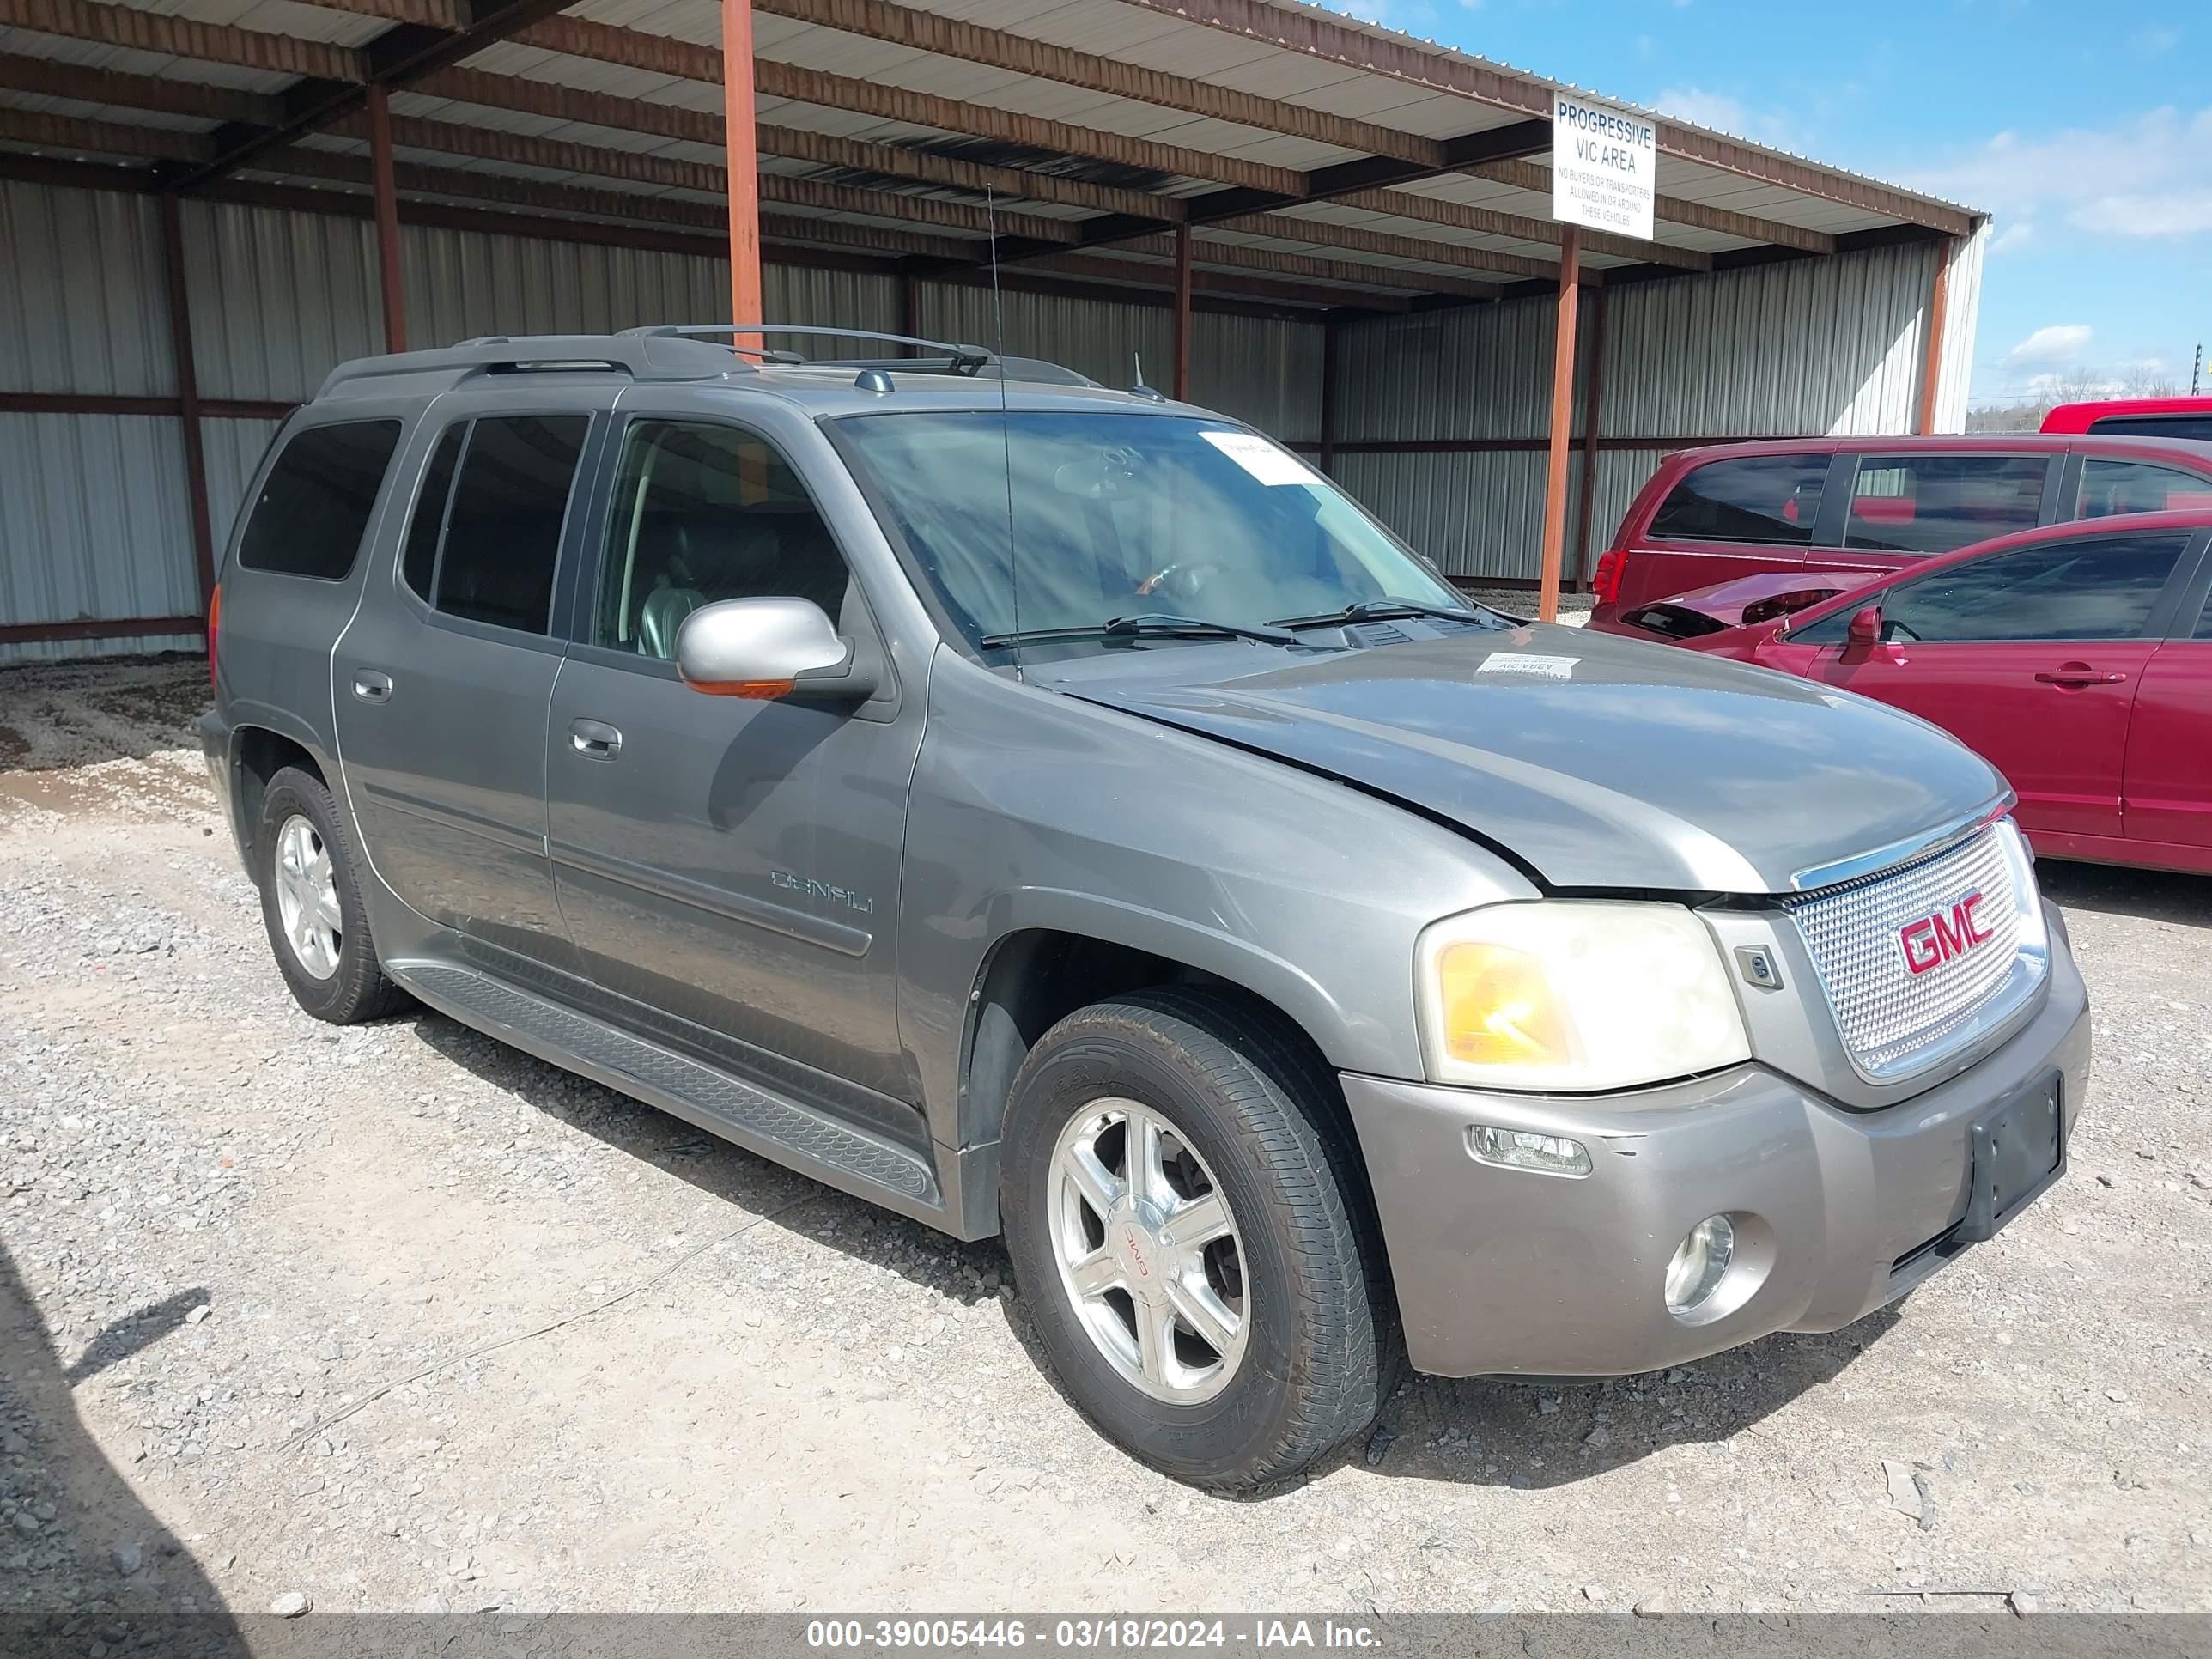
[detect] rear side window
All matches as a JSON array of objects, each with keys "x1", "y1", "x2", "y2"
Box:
[
  {"x1": 410, "y1": 416, "x2": 589, "y2": 635},
  {"x1": 400, "y1": 423, "x2": 466, "y2": 600},
  {"x1": 1878, "y1": 531, "x2": 2191, "y2": 643},
  {"x1": 235, "y1": 420, "x2": 403, "y2": 580},
  {"x1": 2089, "y1": 414, "x2": 2212, "y2": 442},
  {"x1": 1844, "y1": 454, "x2": 2047, "y2": 556},
  {"x1": 1647, "y1": 454, "x2": 1826, "y2": 545},
  {"x1": 2076, "y1": 458, "x2": 2212, "y2": 519}
]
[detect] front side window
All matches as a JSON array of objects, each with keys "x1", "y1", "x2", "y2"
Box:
[
  {"x1": 2075, "y1": 458, "x2": 2212, "y2": 519},
  {"x1": 593, "y1": 420, "x2": 851, "y2": 659},
  {"x1": 1843, "y1": 454, "x2": 2048, "y2": 556},
  {"x1": 1872, "y1": 532, "x2": 2191, "y2": 643},
  {"x1": 832, "y1": 411, "x2": 1463, "y2": 647},
  {"x1": 411, "y1": 415, "x2": 589, "y2": 636},
  {"x1": 236, "y1": 420, "x2": 403, "y2": 580},
  {"x1": 1647, "y1": 454, "x2": 1826, "y2": 546}
]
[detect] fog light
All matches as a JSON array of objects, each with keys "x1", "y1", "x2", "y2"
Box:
[
  {"x1": 1468, "y1": 1125, "x2": 1591, "y2": 1177},
  {"x1": 1664, "y1": 1215, "x2": 1735, "y2": 1313}
]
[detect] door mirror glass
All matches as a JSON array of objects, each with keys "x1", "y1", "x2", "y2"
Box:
[
  {"x1": 675, "y1": 597, "x2": 872, "y2": 701},
  {"x1": 1846, "y1": 605, "x2": 1884, "y2": 646}
]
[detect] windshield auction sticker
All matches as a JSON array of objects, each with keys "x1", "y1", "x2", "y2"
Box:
[
  {"x1": 1479, "y1": 653, "x2": 1580, "y2": 680},
  {"x1": 1200, "y1": 428, "x2": 1316, "y2": 486},
  {"x1": 1551, "y1": 91, "x2": 1656, "y2": 240}
]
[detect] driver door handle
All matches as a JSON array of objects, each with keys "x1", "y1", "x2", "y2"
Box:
[
  {"x1": 569, "y1": 718, "x2": 623, "y2": 758},
  {"x1": 2034, "y1": 666, "x2": 2128, "y2": 687}
]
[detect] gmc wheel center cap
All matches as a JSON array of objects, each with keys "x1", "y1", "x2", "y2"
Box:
[{"x1": 1107, "y1": 1197, "x2": 1168, "y2": 1285}]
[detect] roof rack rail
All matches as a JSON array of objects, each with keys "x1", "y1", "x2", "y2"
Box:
[
  {"x1": 623, "y1": 324, "x2": 999, "y2": 374},
  {"x1": 817, "y1": 354, "x2": 1099, "y2": 388},
  {"x1": 314, "y1": 332, "x2": 749, "y2": 400}
]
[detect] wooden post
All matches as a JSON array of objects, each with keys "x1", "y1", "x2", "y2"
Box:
[
  {"x1": 157, "y1": 192, "x2": 217, "y2": 610},
  {"x1": 1171, "y1": 222, "x2": 1194, "y2": 399},
  {"x1": 1914, "y1": 235, "x2": 1954, "y2": 434},
  {"x1": 722, "y1": 0, "x2": 763, "y2": 327},
  {"x1": 1317, "y1": 315, "x2": 1339, "y2": 478},
  {"x1": 1571, "y1": 278, "x2": 1608, "y2": 591},
  {"x1": 899, "y1": 269, "x2": 920, "y2": 349},
  {"x1": 367, "y1": 85, "x2": 406, "y2": 353},
  {"x1": 1536, "y1": 225, "x2": 1580, "y2": 623}
]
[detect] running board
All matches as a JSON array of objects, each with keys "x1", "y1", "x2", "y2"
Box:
[{"x1": 387, "y1": 960, "x2": 945, "y2": 1224}]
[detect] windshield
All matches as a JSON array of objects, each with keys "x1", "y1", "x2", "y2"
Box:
[{"x1": 831, "y1": 410, "x2": 1465, "y2": 647}]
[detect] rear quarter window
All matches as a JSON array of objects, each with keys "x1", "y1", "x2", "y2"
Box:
[
  {"x1": 235, "y1": 420, "x2": 404, "y2": 580},
  {"x1": 1647, "y1": 454, "x2": 1827, "y2": 545},
  {"x1": 1843, "y1": 453, "x2": 2048, "y2": 556}
]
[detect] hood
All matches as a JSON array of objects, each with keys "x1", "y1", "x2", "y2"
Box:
[{"x1": 1039, "y1": 623, "x2": 2009, "y2": 894}]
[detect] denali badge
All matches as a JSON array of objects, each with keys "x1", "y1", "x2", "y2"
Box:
[{"x1": 1899, "y1": 893, "x2": 1992, "y2": 975}]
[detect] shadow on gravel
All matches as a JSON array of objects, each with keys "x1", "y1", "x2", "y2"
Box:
[
  {"x1": 0, "y1": 657, "x2": 210, "y2": 775},
  {"x1": 407, "y1": 1011, "x2": 1011, "y2": 1315},
  {"x1": 2037, "y1": 858, "x2": 2212, "y2": 927},
  {"x1": 406, "y1": 1006, "x2": 1903, "y2": 1499},
  {"x1": 0, "y1": 1243, "x2": 246, "y2": 1656}
]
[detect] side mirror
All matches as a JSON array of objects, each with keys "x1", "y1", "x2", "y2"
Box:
[
  {"x1": 675, "y1": 598, "x2": 876, "y2": 702},
  {"x1": 1845, "y1": 605, "x2": 1884, "y2": 647}
]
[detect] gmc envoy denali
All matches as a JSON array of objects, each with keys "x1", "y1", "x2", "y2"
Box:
[{"x1": 204, "y1": 327, "x2": 2089, "y2": 1490}]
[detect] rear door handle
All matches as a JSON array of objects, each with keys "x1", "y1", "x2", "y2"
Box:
[
  {"x1": 2033, "y1": 668, "x2": 2128, "y2": 687},
  {"x1": 352, "y1": 670, "x2": 393, "y2": 703},
  {"x1": 569, "y1": 718, "x2": 623, "y2": 758}
]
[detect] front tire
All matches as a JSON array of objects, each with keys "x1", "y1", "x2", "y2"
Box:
[
  {"x1": 255, "y1": 765, "x2": 406, "y2": 1024},
  {"x1": 1000, "y1": 988, "x2": 1390, "y2": 1490}
]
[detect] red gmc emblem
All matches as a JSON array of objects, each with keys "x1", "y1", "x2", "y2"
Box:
[{"x1": 1899, "y1": 892, "x2": 1992, "y2": 975}]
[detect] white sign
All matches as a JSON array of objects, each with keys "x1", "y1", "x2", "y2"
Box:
[{"x1": 1551, "y1": 92, "x2": 1656, "y2": 242}]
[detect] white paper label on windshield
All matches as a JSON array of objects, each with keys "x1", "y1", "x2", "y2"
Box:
[
  {"x1": 1478, "y1": 653, "x2": 1579, "y2": 680},
  {"x1": 1200, "y1": 428, "x2": 1314, "y2": 485}
]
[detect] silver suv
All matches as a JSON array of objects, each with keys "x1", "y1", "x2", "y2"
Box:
[{"x1": 203, "y1": 326, "x2": 2089, "y2": 1490}]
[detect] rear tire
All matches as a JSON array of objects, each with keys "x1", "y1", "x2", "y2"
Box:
[
  {"x1": 1000, "y1": 987, "x2": 1391, "y2": 1491},
  {"x1": 255, "y1": 765, "x2": 407, "y2": 1024}
]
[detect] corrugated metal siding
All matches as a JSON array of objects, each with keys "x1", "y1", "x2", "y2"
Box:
[
  {"x1": 1332, "y1": 299, "x2": 1561, "y2": 443},
  {"x1": 1333, "y1": 447, "x2": 1566, "y2": 581},
  {"x1": 0, "y1": 413, "x2": 198, "y2": 665},
  {"x1": 1601, "y1": 241, "x2": 1939, "y2": 438},
  {"x1": 1188, "y1": 312, "x2": 1325, "y2": 442},
  {"x1": 0, "y1": 181, "x2": 173, "y2": 398},
  {"x1": 1933, "y1": 223, "x2": 1989, "y2": 434},
  {"x1": 183, "y1": 198, "x2": 382, "y2": 405},
  {"x1": 915, "y1": 283, "x2": 1175, "y2": 396},
  {"x1": 202, "y1": 416, "x2": 285, "y2": 557}
]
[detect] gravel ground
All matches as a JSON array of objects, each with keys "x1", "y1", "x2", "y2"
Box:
[{"x1": 0, "y1": 655, "x2": 2207, "y2": 1625}]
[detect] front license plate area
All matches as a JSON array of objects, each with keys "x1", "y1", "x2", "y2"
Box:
[{"x1": 1958, "y1": 1072, "x2": 2063, "y2": 1242}]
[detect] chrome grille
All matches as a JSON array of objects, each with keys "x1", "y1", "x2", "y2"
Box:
[{"x1": 1784, "y1": 826, "x2": 2026, "y2": 1080}]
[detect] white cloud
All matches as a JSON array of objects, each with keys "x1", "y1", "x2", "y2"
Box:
[
  {"x1": 2129, "y1": 25, "x2": 2182, "y2": 54},
  {"x1": 1986, "y1": 221, "x2": 2034, "y2": 256},
  {"x1": 1908, "y1": 106, "x2": 2212, "y2": 240},
  {"x1": 2006, "y1": 325, "x2": 2094, "y2": 364},
  {"x1": 1651, "y1": 86, "x2": 1795, "y2": 148}
]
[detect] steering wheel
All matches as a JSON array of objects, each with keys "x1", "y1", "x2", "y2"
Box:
[{"x1": 1133, "y1": 562, "x2": 1229, "y2": 605}]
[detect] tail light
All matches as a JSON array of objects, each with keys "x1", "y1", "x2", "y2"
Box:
[
  {"x1": 207, "y1": 584, "x2": 221, "y2": 688},
  {"x1": 1591, "y1": 548, "x2": 1625, "y2": 605}
]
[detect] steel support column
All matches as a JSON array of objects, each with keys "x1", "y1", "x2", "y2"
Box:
[
  {"x1": 1536, "y1": 225, "x2": 1580, "y2": 622},
  {"x1": 1915, "y1": 235, "x2": 1954, "y2": 434},
  {"x1": 722, "y1": 0, "x2": 763, "y2": 325},
  {"x1": 1171, "y1": 222, "x2": 1193, "y2": 399},
  {"x1": 1317, "y1": 316, "x2": 1339, "y2": 478},
  {"x1": 367, "y1": 84, "x2": 406, "y2": 352},
  {"x1": 156, "y1": 192, "x2": 216, "y2": 611}
]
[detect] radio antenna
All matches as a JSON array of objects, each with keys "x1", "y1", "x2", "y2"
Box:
[{"x1": 987, "y1": 184, "x2": 1022, "y2": 683}]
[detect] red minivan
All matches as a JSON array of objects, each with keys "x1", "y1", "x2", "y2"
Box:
[
  {"x1": 1589, "y1": 433, "x2": 2212, "y2": 617},
  {"x1": 1606, "y1": 511, "x2": 2212, "y2": 877}
]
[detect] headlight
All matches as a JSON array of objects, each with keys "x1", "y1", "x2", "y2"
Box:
[{"x1": 1414, "y1": 901, "x2": 1750, "y2": 1091}]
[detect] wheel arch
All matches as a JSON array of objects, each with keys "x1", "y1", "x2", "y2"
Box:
[{"x1": 228, "y1": 720, "x2": 333, "y2": 882}]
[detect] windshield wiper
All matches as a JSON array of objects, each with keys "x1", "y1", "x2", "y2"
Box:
[
  {"x1": 1269, "y1": 597, "x2": 1512, "y2": 631},
  {"x1": 979, "y1": 612, "x2": 1297, "y2": 649}
]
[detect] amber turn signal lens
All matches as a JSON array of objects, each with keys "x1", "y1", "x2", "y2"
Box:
[
  {"x1": 684, "y1": 678, "x2": 795, "y2": 699},
  {"x1": 1434, "y1": 941, "x2": 1571, "y2": 1070}
]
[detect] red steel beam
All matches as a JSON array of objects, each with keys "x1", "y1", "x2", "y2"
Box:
[
  {"x1": 1171, "y1": 223, "x2": 1193, "y2": 399},
  {"x1": 1916, "y1": 236, "x2": 1954, "y2": 434},
  {"x1": 1571, "y1": 281, "x2": 1609, "y2": 589},
  {"x1": 155, "y1": 193, "x2": 218, "y2": 609},
  {"x1": 367, "y1": 86, "x2": 407, "y2": 351},
  {"x1": 1536, "y1": 225, "x2": 1580, "y2": 623},
  {"x1": 723, "y1": 0, "x2": 762, "y2": 327}
]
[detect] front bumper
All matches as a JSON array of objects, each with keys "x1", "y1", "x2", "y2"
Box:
[{"x1": 1343, "y1": 925, "x2": 2090, "y2": 1377}]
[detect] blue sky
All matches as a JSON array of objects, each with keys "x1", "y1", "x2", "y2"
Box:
[{"x1": 1324, "y1": 0, "x2": 2211, "y2": 407}]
